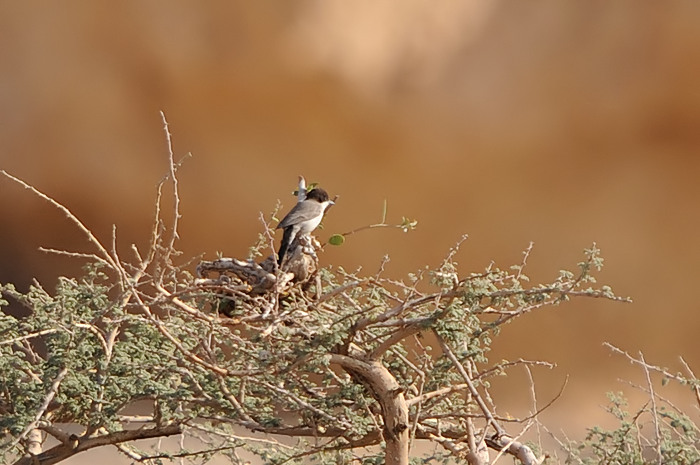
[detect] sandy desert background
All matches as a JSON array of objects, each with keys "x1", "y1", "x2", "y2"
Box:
[{"x1": 2, "y1": 1, "x2": 700, "y2": 462}]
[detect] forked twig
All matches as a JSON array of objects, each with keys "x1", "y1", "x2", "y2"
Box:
[{"x1": 0, "y1": 170, "x2": 121, "y2": 278}]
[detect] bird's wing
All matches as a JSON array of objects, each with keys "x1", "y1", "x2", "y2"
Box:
[{"x1": 277, "y1": 202, "x2": 324, "y2": 229}]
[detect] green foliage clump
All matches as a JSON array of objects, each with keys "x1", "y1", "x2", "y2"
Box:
[{"x1": 563, "y1": 392, "x2": 700, "y2": 465}]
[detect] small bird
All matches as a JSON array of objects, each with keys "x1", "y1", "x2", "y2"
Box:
[{"x1": 277, "y1": 188, "x2": 334, "y2": 265}]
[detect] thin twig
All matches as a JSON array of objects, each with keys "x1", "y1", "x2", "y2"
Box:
[
  {"x1": 605, "y1": 343, "x2": 685, "y2": 382},
  {"x1": 434, "y1": 330, "x2": 505, "y2": 437},
  {"x1": 679, "y1": 356, "x2": 700, "y2": 411},
  {"x1": 160, "y1": 110, "x2": 181, "y2": 258},
  {"x1": 441, "y1": 234, "x2": 469, "y2": 269},
  {"x1": 514, "y1": 242, "x2": 534, "y2": 282},
  {"x1": 38, "y1": 247, "x2": 110, "y2": 267},
  {"x1": 524, "y1": 365, "x2": 542, "y2": 451},
  {"x1": 639, "y1": 352, "x2": 662, "y2": 465},
  {"x1": 0, "y1": 170, "x2": 120, "y2": 274}
]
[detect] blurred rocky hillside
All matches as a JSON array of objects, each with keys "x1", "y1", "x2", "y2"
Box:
[{"x1": 2, "y1": 2, "x2": 700, "y2": 458}]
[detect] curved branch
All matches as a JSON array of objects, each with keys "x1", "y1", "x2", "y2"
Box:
[{"x1": 328, "y1": 354, "x2": 409, "y2": 465}]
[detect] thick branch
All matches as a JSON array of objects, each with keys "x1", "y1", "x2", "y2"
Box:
[
  {"x1": 14, "y1": 424, "x2": 182, "y2": 465},
  {"x1": 328, "y1": 354, "x2": 409, "y2": 465},
  {"x1": 485, "y1": 433, "x2": 545, "y2": 465}
]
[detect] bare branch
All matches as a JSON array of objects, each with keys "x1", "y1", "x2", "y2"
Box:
[
  {"x1": 38, "y1": 247, "x2": 111, "y2": 267},
  {"x1": 160, "y1": 110, "x2": 181, "y2": 261},
  {"x1": 605, "y1": 343, "x2": 685, "y2": 383}
]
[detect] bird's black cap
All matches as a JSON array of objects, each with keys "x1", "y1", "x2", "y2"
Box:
[{"x1": 305, "y1": 188, "x2": 330, "y2": 203}]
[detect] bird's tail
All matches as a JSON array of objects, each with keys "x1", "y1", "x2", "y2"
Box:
[{"x1": 277, "y1": 227, "x2": 294, "y2": 266}]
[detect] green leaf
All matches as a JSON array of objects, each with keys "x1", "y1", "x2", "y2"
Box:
[{"x1": 328, "y1": 234, "x2": 345, "y2": 246}]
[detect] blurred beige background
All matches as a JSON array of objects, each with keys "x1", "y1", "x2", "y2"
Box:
[{"x1": 2, "y1": 1, "x2": 700, "y2": 462}]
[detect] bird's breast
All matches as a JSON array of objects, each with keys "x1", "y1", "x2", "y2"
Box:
[{"x1": 298, "y1": 215, "x2": 323, "y2": 235}]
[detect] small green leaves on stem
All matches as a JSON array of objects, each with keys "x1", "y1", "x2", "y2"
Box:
[{"x1": 328, "y1": 200, "x2": 417, "y2": 247}]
